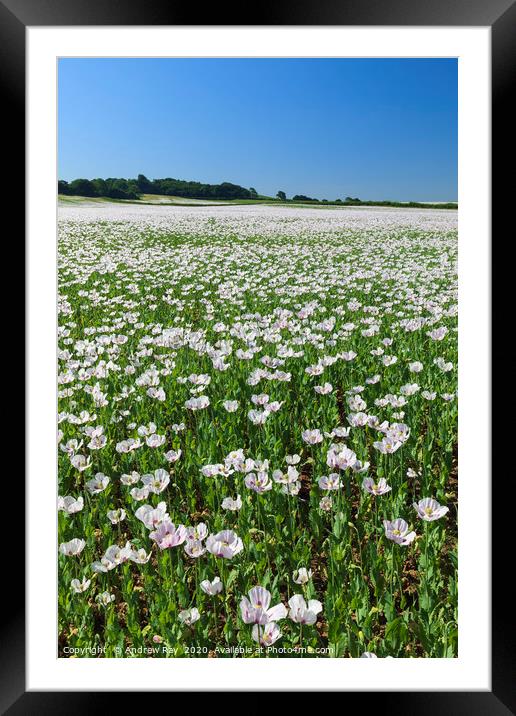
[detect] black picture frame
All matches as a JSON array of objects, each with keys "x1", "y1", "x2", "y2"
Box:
[{"x1": 4, "y1": 0, "x2": 512, "y2": 710}]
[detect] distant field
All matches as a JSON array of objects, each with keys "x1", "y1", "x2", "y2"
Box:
[
  {"x1": 137, "y1": 194, "x2": 240, "y2": 205},
  {"x1": 58, "y1": 194, "x2": 457, "y2": 211},
  {"x1": 58, "y1": 194, "x2": 239, "y2": 207}
]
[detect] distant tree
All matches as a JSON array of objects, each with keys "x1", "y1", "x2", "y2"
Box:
[
  {"x1": 292, "y1": 194, "x2": 318, "y2": 202},
  {"x1": 68, "y1": 179, "x2": 97, "y2": 197},
  {"x1": 91, "y1": 178, "x2": 107, "y2": 196},
  {"x1": 249, "y1": 187, "x2": 258, "y2": 198},
  {"x1": 276, "y1": 191, "x2": 287, "y2": 201},
  {"x1": 136, "y1": 174, "x2": 153, "y2": 193},
  {"x1": 126, "y1": 179, "x2": 140, "y2": 196},
  {"x1": 218, "y1": 182, "x2": 252, "y2": 199}
]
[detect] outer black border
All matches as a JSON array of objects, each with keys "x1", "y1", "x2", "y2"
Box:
[{"x1": 5, "y1": 0, "x2": 514, "y2": 710}]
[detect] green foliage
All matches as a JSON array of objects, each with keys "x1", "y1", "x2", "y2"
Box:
[
  {"x1": 58, "y1": 175, "x2": 257, "y2": 201},
  {"x1": 292, "y1": 194, "x2": 319, "y2": 203},
  {"x1": 58, "y1": 178, "x2": 139, "y2": 200}
]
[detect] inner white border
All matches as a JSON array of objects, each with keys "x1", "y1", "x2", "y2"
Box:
[{"x1": 27, "y1": 26, "x2": 490, "y2": 691}]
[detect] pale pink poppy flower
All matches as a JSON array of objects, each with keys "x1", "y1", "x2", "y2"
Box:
[
  {"x1": 221, "y1": 494, "x2": 242, "y2": 511},
  {"x1": 383, "y1": 519, "x2": 416, "y2": 546},
  {"x1": 107, "y1": 508, "x2": 126, "y2": 524},
  {"x1": 96, "y1": 591, "x2": 115, "y2": 607},
  {"x1": 413, "y1": 497, "x2": 449, "y2": 521},
  {"x1": 201, "y1": 464, "x2": 225, "y2": 478},
  {"x1": 244, "y1": 472, "x2": 272, "y2": 493},
  {"x1": 179, "y1": 608, "x2": 200, "y2": 626},
  {"x1": 408, "y1": 361, "x2": 423, "y2": 373},
  {"x1": 302, "y1": 429, "x2": 323, "y2": 445},
  {"x1": 273, "y1": 466, "x2": 299, "y2": 485},
  {"x1": 314, "y1": 382, "x2": 333, "y2": 395},
  {"x1": 70, "y1": 454, "x2": 91, "y2": 472},
  {"x1": 59, "y1": 538, "x2": 86, "y2": 556},
  {"x1": 252, "y1": 622, "x2": 282, "y2": 646},
  {"x1": 362, "y1": 477, "x2": 391, "y2": 496},
  {"x1": 58, "y1": 495, "x2": 84, "y2": 514},
  {"x1": 186, "y1": 523, "x2": 208, "y2": 541},
  {"x1": 240, "y1": 586, "x2": 287, "y2": 625},
  {"x1": 427, "y1": 326, "x2": 448, "y2": 341},
  {"x1": 115, "y1": 438, "x2": 142, "y2": 453},
  {"x1": 293, "y1": 567, "x2": 312, "y2": 585},
  {"x1": 184, "y1": 395, "x2": 210, "y2": 410},
  {"x1": 248, "y1": 409, "x2": 270, "y2": 425},
  {"x1": 135, "y1": 502, "x2": 169, "y2": 529},
  {"x1": 318, "y1": 474, "x2": 342, "y2": 491},
  {"x1": 223, "y1": 400, "x2": 239, "y2": 412},
  {"x1": 200, "y1": 577, "x2": 223, "y2": 595},
  {"x1": 164, "y1": 449, "x2": 182, "y2": 463},
  {"x1": 373, "y1": 437, "x2": 402, "y2": 454},
  {"x1": 145, "y1": 433, "x2": 166, "y2": 448},
  {"x1": 206, "y1": 530, "x2": 243, "y2": 559},
  {"x1": 130, "y1": 486, "x2": 151, "y2": 501},
  {"x1": 71, "y1": 577, "x2": 91, "y2": 593},
  {"x1": 85, "y1": 472, "x2": 110, "y2": 494},
  {"x1": 129, "y1": 548, "x2": 151, "y2": 564},
  {"x1": 149, "y1": 520, "x2": 187, "y2": 550},
  {"x1": 327, "y1": 444, "x2": 357, "y2": 470},
  {"x1": 121, "y1": 471, "x2": 140, "y2": 485},
  {"x1": 288, "y1": 594, "x2": 323, "y2": 625},
  {"x1": 184, "y1": 539, "x2": 206, "y2": 558},
  {"x1": 319, "y1": 495, "x2": 333, "y2": 512},
  {"x1": 251, "y1": 393, "x2": 270, "y2": 406},
  {"x1": 141, "y1": 469, "x2": 170, "y2": 494}
]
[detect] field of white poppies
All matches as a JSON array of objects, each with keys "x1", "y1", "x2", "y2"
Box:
[{"x1": 58, "y1": 203, "x2": 458, "y2": 658}]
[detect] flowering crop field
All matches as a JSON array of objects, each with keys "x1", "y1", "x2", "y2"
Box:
[{"x1": 58, "y1": 204, "x2": 458, "y2": 658}]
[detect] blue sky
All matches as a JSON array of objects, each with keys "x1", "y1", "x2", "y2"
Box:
[{"x1": 58, "y1": 58, "x2": 457, "y2": 201}]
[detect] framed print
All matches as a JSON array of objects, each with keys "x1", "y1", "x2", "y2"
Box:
[{"x1": 2, "y1": 0, "x2": 513, "y2": 710}]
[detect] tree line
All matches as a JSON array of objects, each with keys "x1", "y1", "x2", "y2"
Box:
[
  {"x1": 57, "y1": 175, "x2": 457, "y2": 209},
  {"x1": 277, "y1": 191, "x2": 457, "y2": 209},
  {"x1": 58, "y1": 174, "x2": 259, "y2": 201}
]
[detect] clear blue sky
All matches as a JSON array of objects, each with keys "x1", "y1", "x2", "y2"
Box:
[{"x1": 58, "y1": 58, "x2": 457, "y2": 201}]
